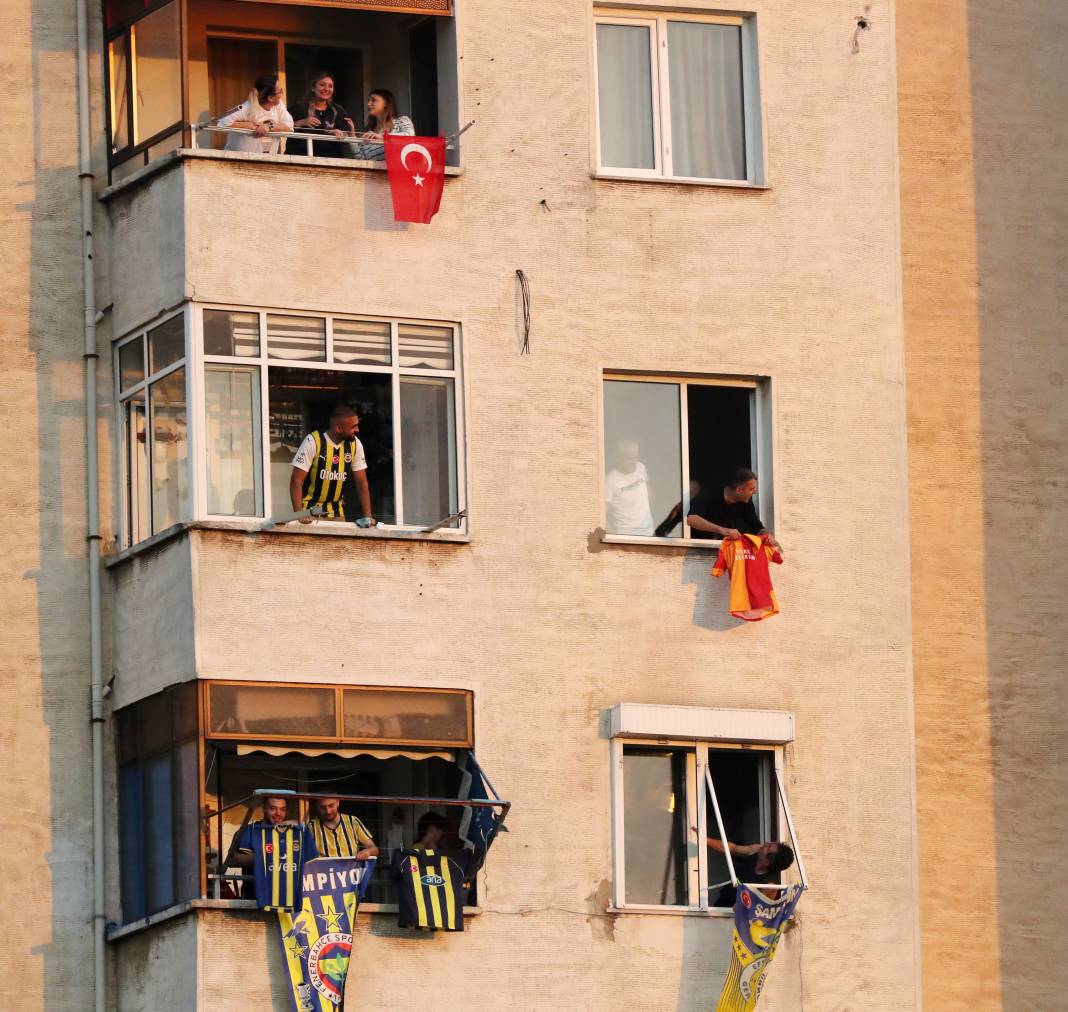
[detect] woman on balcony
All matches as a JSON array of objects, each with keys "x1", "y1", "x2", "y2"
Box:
[
  {"x1": 216, "y1": 75, "x2": 294, "y2": 155},
  {"x1": 356, "y1": 89, "x2": 414, "y2": 161},
  {"x1": 290, "y1": 71, "x2": 356, "y2": 159}
]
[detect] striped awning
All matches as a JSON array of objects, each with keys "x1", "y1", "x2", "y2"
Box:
[{"x1": 237, "y1": 744, "x2": 454, "y2": 761}]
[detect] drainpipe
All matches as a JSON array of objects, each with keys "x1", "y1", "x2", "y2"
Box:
[{"x1": 74, "y1": 0, "x2": 106, "y2": 1007}]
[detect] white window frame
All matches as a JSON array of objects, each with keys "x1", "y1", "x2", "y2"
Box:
[
  {"x1": 599, "y1": 372, "x2": 773, "y2": 547},
  {"x1": 592, "y1": 7, "x2": 766, "y2": 186},
  {"x1": 113, "y1": 304, "x2": 468, "y2": 546},
  {"x1": 607, "y1": 704, "x2": 803, "y2": 916}
]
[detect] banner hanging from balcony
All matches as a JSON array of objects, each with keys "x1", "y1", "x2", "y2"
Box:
[
  {"x1": 236, "y1": 0, "x2": 451, "y2": 13},
  {"x1": 277, "y1": 856, "x2": 377, "y2": 1012},
  {"x1": 385, "y1": 135, "x2": 447, "y2": 224},
  {"x1": 716, "y1": 884, "x2": 804, "y2": 1011}
]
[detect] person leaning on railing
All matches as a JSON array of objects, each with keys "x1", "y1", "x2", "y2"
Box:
[
  {"x1": 354, "y1": 88, "x2": 414, "y2": 161},
  {"x1": 216, "y1": 74, "x2": 294, "y2": 155},
  {"x1": 290, "y1": 70, "x2": 356, "y2": 159}
]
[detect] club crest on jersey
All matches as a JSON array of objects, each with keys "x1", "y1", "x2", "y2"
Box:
[
  {"x1": 420, "y1": 873, "x2": 446, "y2": 887},
  {"x1": 740, "y1": 889, "x2": 752, "y2": 908},
  {"x1": 344, "y1": 453, "x2": 352, "y2": 463}
]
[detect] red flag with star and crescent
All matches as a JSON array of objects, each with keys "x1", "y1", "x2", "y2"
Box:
[{"x1": 384, "y1": 134, "x2": 447, "y2": 223}]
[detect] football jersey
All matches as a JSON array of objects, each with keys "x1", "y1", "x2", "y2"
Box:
[
  {"x1": 392, "y1": 848, "x2": 465, "y2": 931},
  {"x1": 297, "y1": 431, "x2": 364, "y2": 519},
  {"x1": 237, "y1": 822, "x2": 318, "y2": 911},
  {"x1": 712, "y1": 534, "x2": 783, "y2": 622},
  {"x1": 309, "y1": 814, "x2": 375, "y2": 858}
]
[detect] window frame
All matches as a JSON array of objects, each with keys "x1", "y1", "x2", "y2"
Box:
[
  {"x1": 609, "y1": 737, "x2": 788, "y2": 915},
  {"x1": 113, "y1": 303, "x2": 469, "y2": 546},
  {"x1": 599, "y1": 371, "x2": 773, "y2": 547},
  {"x1": 592, "y1": 7, "x2": 766, "y2": 186}
]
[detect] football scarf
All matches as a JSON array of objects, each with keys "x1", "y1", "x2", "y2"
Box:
[
  {"x1": 277, "y1": 857, "x2": 376, "y2": 1011},
  {"x1": 716, "y1": 883, "x2": 803, "y2": 1011}
]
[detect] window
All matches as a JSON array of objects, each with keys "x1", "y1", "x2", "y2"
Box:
[
  {"x1": 115, "y1": 680, "x2": 504, "y2": 923},
  {"x1": 608, "y1": 704, "x2": 802, "y2": 913},
  {"x1": 114, "y1": 305, "x2": 466, "y2": 546},
  {"x1": 601, "y1": 373, "x2": 771, "y2": 543},
  {"x1": 115, "y1": 313, "x2": 189, "y2": 545},
  {"x1": 594, "y1": 9, "x2": 764, "y2": 184}
]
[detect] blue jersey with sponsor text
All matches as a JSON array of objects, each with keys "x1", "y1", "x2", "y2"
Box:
[{"x1": 237, "y1": 822, "x2": 318, "y2": 911}]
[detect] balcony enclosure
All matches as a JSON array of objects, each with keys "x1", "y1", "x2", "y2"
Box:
[{"x1": 105, "y1": 0, "x2": 459, "y2": 182}]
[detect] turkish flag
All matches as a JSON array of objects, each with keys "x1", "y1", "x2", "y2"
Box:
[{"x1": 384, "y1": 135, "x2": 447, "y2": 223}]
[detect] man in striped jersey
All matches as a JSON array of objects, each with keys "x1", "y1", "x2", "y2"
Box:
[
  {"x1": 308, "y1": 797, "x2": 380, "y2": 860},
  {"x1": 289, "y1": 404, "x2": 375, "y2": 525},
  {"x1": 230, "y1": 795, "x2": 318, "y2": 911}
]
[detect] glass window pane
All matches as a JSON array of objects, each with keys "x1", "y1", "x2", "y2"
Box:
[
  {"x1": 623, "y1": 748, "x2": 689, "y2": 905},
  {"x1": 119, "y1": 764, "x2": 146, "y2": 922},
  {"x1": 203, "y1": 310, "x2": 260, "y2": 358},
  {"x1": 208, "y1": 683, "x2": 337, "y2": 738},
  {"x1": 400, "y1": 377, "x2": 457, "y2": 528},
  {"x1": 398, "y1": 323, "x2": 453, "y2": 370},
  {"x1": 109, "y1": 35, "x2": 130, "y2": 153},
  {"x1": 105, "y1": 0, "x2": 146, "y2": 31},
  {"x1": 132, "y1": 1, "x2": 181, "y2": 143},
  {"x1": 149, "y1": 367, "x2": 188, "y2": 533},
  {"x1": 268, "y1": 367, "x2": 395, "y2": 525},
  {"x1": 205, "y1": 366, "x2": 262, "y2": 517},
  {"x1": 341, "y1": 688, "x2": 471, "y2": 744},
  {"x1": 145, "y1": 753, "x2": 175, "y2": 912},
  {"x1": 597, "y1": 23, "x2": 655, "y2": 170},
  {"x1": 333, "y1": 319, "x2": 391, "y2": 366},
  {"x1": 174, "y1": 741, "x2": 200, "y2": 903},
  {"x1": 667, "y1": 21, "x2": 746, "y2": 180},
  {"x1": 267, "y1": 315, "x2": 326, "y2": 361},
  {"x1": 118, "y1": 337, "x2": 144, "y2": 391},
  {"x1": 148, "y1": 315, "x2": 184, "y2": 374},
  {"x1": 124, "y1": 393, "x2": 150, "y2": 545},
  {"x1": 603, "y1": 380, "x2": 682, "y2": 538}
]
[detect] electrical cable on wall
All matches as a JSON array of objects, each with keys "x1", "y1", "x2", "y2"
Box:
[{"x1": 515, "y1": 269, "x2": 531, "y2": 355}]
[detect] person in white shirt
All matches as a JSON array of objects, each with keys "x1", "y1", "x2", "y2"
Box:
[
  {"x1": 216, "y1": 75, "x2": 294, "y2": 155},
  {"x1": 604, "y1": 439, "x2": 655, "y2": 536},
  {"x1": 355, "y1": 88, "x2": 415, "y2": 161}
]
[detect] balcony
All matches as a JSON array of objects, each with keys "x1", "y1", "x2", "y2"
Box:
[{"x1": 104, "y1": 0, "x2": 462, "y2": 183}]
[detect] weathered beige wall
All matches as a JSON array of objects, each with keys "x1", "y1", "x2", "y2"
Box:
[{"x1": 897, "y1": 0, "x2": 1068, "y2": 1008}]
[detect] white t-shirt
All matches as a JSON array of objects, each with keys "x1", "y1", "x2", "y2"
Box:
[
  {"x1": 217, "y1": 100, "x2": 295, "y2": 154},
  {"x1": 292, "y1": 432, "x2": 367, "y2": 474},
  {"x1": 605, "y1": 463, "x2": 654, "y2": 536}
]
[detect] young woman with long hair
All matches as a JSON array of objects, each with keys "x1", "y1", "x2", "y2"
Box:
[
  {"x1": 290, "y1": 71, "x2": 356, "y2": 158},
  {"x1": 356, "y1": 88, "x2": 414, "y2": 160}
]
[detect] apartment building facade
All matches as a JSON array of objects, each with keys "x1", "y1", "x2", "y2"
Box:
[{"x1": 1, "y1": 0, "x2": 1064, "y2": 1010}]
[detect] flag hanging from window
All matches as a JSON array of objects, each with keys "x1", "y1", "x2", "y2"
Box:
[
  {"x1": 384, "y1": 135, "x2": 447, "y2": 223},
  {"x1": 716, "y1": 883, "x2": 804, "y2": 1011},
  {"x1": 277, "y1": 856, "x2": 376, "y2": 1012}
]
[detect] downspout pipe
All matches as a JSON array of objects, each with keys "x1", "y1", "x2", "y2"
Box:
[{"x1": 74, "y1": 0, "x2": 106, "y2": 1007}]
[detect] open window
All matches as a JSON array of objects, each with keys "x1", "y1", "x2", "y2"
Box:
[
  {"x1": 103, "y1": 0, "x2": 462, "y2": 181},
  {"x1": 607, "y1": 703, "x2": 803, "y2": 913},
  {"x1": 601, "y1": 373, "x2": 772, "y2": 544},
  {"x1": 114, "y1": 304, "x2": 466, "y2": 547},
  {"x1": 115, "y1": 681, "x2": 506, "y2": 925}
]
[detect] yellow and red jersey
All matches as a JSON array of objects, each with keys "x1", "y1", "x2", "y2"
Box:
[{"x1": 711, "y1": 534, "x2": 783, "y2": 622}]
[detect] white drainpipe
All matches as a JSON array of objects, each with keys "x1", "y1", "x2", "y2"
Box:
[{"x1": 74, "y1": 0, "x2": 106, "y2": 1007}]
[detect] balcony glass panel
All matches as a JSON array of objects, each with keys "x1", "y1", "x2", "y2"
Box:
[
  {"x1": 333, "y1": 319, "x2": 391, "y2": 366},
  {"x1": 203, "y1": 310, "x2": 260, "y2": 358},
  {"x1": 342, "y1": 688, "x2": 471, "y2": 744},
  {"x1": 132, "y1": 1, "x2": 181, "y2": 143},
  {"x1": 208, "y1": 683, "x2": 338, "y2": 739},
  {"x1": 267, "y1": 315, "x2": 327, "y2": 362},
  {"x1": 398, "y1": 323, "x2": 453, "y2": 370}
]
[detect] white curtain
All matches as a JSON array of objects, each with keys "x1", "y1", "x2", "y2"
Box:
[
  {"x1": 596, "y1": 23, "x2": 656, "y2": 170},
  {"x1": 668, "y1": 22, "x2": 746, "y2": 180}
]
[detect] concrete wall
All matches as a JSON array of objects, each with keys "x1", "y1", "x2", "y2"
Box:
[
  {"x1": 897, "y1": 0, "x2": 1068, "y2": 1008},
  {"x1": 112, "y1": 914, "x2": 197, "y2": 1012}
]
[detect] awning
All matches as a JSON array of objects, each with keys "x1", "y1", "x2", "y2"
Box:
[
  {"x1": 235, "y1": 0, "x2": 452, "y2": 15},
  {"x1": 237, "y1": 744, "x2": 454, "y2": 761}
]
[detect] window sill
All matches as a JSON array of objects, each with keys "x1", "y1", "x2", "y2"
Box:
[
  {"x1": 599, "y1": 532, "x2": 720, "y2": 549},
  {"x1": 108, "y1": 898, "x2": 483, "y2": 941},
  {"x1": 101, "y1": 147, "x2": 464, "y2": 202},
  {"x1": 607, "y1": 905, "x2": 734, "y2": 918},
  {"x1": 591, "y1": 171, "x2": 769, "y2": 191},
  {"x1": 104, "y1": 519, "x2": 469, "y2": 569}
]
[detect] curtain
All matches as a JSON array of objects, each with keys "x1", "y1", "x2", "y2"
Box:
[
  {"x1": 596, "y1": 23, "x2": 656, "y2": 170},
  {"x1": 667, "y1": 21, "x2": 746, "y2": 180}
]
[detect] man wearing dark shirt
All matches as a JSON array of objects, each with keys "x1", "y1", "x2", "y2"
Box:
[
  {"x1": 686, "y1": 467, "x2": 781, "y2": 551},
  {"x1": 707, "y1": 837, "x2": 795, "y2": 907}
]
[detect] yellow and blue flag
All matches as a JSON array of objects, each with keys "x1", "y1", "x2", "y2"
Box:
[
  {"x1": 277, "y1": 857, "x2": 376, "y2": 1011},
  {"x1": 716, "y1": 883, "x2": 803, "y2": 1011}
]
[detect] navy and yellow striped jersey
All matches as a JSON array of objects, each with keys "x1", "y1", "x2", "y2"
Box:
[
  {"x1": 237, "y1": 822, "x2": 318, "y2": 911},
  {"x1": 392, "y1": 848, "x2": 465, "y2": 931},
  {"x1": 299, "y1": 431, "x2": 362, "y2": 519},
  {"x1": 309, "y1": 814, "x2": 375, "y2": 858}
]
